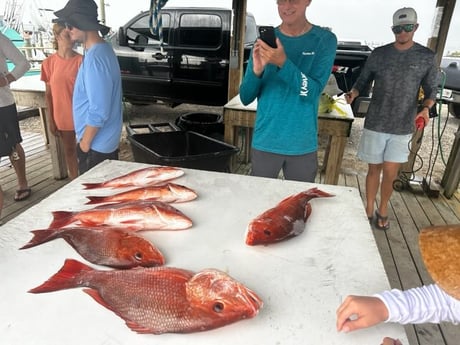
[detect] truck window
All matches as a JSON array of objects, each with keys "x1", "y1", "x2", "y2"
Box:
[
  {"x1": 129, "y1": 13, "x2": 172, "y2": 47},
  {"x1": 178, "y1": 13, "x2": 222, "y2": 48}
]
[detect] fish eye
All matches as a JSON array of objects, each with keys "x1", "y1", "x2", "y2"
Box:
[
  {"x1": 134, "y1": 252, "x2": 143, "y2": 261},
  {"x1": 263, "y1": 229, "x2": 272, "y2": 237},
  {"x1": 213, "y1": 302, "x2": 224, "y2": 313}
]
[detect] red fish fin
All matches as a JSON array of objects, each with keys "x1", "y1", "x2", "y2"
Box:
[
  {"x1": 125, "y1": 320, "x2": 156, "y2": 334},
  {"x1": 83, "y1": 288, "x2": 117, "y2": 312},
  {"x1": 28, "y1": 259, "x2": 93, "y2": 293},
  {"x1": 49, "y1": 211, "x2": 74, "y2": 228},
  {"x1": 19, "y1": 229, "x2": 59, "y2": 249},
  {"x1": 304, "y1": 203, "x2": 312, "y2": 222},
  {"x1": 82, "y1": 183, "x2": 103, "y2": 190},
  {"x1": 84, "y1": 289, "x2": 154, "y2": 334},
  {"x1": 85, "y1": 196, "x2": 107, "y2": 205},
  {"x1": 307, "y1": 187, "x2": 335, "y2": 198}
]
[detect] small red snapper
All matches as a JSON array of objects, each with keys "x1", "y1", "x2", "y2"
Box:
[
  {"x1": 246, "y1": 187, "x2": 334, "y2": 245},
  {"x1": 82, "y1": 166, "x2": 184, "y2": 189},
  {"x1": 29, "y1": 259, "x2": 263, "y2": 334},
  {"x1": 85, "y1": 183, "x2": 198, "y2": 205},
  {"x1": 20, "y1": 227, "x2": 165, "y2": 268},
  {"x1": 48, "y1": 200, "x2": 193, "y2": 231}
]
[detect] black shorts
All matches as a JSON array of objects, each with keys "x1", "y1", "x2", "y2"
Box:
[{"x1": 0, "y1": 103, "x2": 23, "y2": 157}]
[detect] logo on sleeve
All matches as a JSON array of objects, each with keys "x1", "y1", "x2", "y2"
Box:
[{"x1": 300, "y1": 73, "x2": 308, "y2": 96}]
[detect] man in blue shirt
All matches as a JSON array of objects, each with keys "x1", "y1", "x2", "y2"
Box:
[
  {"x1": 54, "y1": 0, "x2": 122, "y2": 174},
  {"x1": 240, "y1": 0, "x2": 337, "y2": 182}
]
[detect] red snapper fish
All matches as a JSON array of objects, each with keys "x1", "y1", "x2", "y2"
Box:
[
  {"x1": 245, "y1": 187, "x2": 334, "y2": 246},
  {"x1": 20, "y1": 227, "x2": 165, "y2": 268},
  {"x1": 48, "y1": 201, "x2": 193, "y2": 231},
  {"x1": 29, "y1": 259, "x2": 263, "y2": 334},
  {"x1": 85, "y1": 183, "x2": 198, "y2": 205},
  {"x1": 82, "y1": 166, "x2": 184, "y2": 189}
]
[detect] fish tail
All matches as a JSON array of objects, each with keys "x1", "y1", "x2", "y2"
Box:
[
  {"x1": 82, "y1": 182, "x2": 104, "y2": 190},
  {"x1": 28, "y1": 259, "x2": 93, "y2": 293},
  {"x1": 19, "y1": 229, "x2": 60, "y2": 249},
  {"x1": 305, "y1": 187, "x2": 335, "y2": 199},
  {"x1": 48, "y1": 211, "x2": 74, "y2": 228},
  {"x1": 85, "y1": 196, "x2": 106, "y2": 205}
]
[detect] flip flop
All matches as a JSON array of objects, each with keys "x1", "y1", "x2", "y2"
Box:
[
  {"x1": 374, "y1": 210, "x2": 390, "y2": 230},
  {"x1": 14, "y1": 188, "x2": 31, "y2": 201}
]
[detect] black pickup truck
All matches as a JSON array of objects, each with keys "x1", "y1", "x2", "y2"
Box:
[
  {"x1": 109, "y1": 7, "x2": 257, "y2": 106},
  {"x1": 110, "y1": 9, "x2": 372, "y2": 110},
  {"x1": 440, "y1": 56, "x2": 460, "y2": 118}
]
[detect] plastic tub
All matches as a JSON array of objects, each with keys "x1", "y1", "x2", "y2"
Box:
[
  {"x1": 127, "y1": 128, "x2": 238, "y2": 172},
  {"x1": 175, "y1": 112, "x2": 224, "y2": 140}
]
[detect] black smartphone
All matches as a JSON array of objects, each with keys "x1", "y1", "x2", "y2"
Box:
[{"x1": 258, "y1": 26, "x2": 277, "y2": 48}]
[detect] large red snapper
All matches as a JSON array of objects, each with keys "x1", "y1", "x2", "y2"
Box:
[
  {"x1": 82, "y1": 166, "x2": 184, "y2": 189},
  {"x1": 29, "y1": 259, "x2": 263, "y2": 334},
  {"x1": 48, "y1": 201, "x2": 193, "y2": 231},
  {"x1": 20, "y1": 227, "x2": 165, "y2": 268},
  {"x1": 85, "y1": 183, "x2": 198, "y2": 205},
  {"x1": 246, "y1": 188, "x2": 334, "y2": 245}
]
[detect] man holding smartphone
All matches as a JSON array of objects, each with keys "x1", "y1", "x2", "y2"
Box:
[{"x1": 240, "y1": 0, "x2": 337, "y2": 182}]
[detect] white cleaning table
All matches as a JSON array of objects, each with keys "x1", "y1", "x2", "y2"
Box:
[{"x1": 0, "y1": 160, "x2": 408, "y2": 345}]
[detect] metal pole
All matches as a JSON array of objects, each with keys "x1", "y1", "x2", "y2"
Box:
[
  {"x1": 99, "y1": 0, "x2": 106, "y2": 25},
  {"x1": 426, "y1": 0, "x2": 456, "y2": 64}
]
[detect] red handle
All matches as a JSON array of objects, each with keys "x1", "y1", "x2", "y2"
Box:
[{"x1": 415, "y1": 117, "x2": 425, "y2": 130}]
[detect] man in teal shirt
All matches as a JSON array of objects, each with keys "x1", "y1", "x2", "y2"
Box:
[{"x1": 240, "y1": 0, "x2": 336, "y2": 182}]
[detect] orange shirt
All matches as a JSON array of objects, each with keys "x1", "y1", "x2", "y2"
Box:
[{"x1": 41, "y1": 53, "x2": 82, "y2": 131}]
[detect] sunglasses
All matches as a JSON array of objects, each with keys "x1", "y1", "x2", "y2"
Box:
[
  {"x1": 65, "y1": 23, "x2": 74, "y2": 31},
  {"x1": 391, "y1": 24, "x2": 415, "y2": 34}
]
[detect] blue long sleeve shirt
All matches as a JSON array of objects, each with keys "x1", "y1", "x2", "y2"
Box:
[
  {"x1": 73, "y1": 42, "x2": 123, "y2": 153},
  {"x1": 239, "y1": 25, "x2": 337, "y2": 155}
]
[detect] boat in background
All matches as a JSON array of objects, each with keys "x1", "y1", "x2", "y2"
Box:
[{"x1": 1, "y1": 0, "x2": 54, "y2": 76}]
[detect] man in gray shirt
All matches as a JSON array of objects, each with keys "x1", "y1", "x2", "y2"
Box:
[{"x1": 345, "y1": 7, "x2": 438, "y2": 230}]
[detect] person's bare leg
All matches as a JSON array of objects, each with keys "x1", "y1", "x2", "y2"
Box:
[
  {"x1": 365, "y1": 163, "x2": 382, "y2": 219},
  {"x1": 377, "y1": 161, "x2": 401, "y2": 227},
  {"x1": 10, "y1": 143, "x2": 29, "y2": 199},
  {"x1": 61, "y1": 131, "x2": 78, "y2": 180}
]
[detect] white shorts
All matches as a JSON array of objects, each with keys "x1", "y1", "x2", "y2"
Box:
[{"x1": 357, "y1": 128, "x2": 412, "y2": 164}]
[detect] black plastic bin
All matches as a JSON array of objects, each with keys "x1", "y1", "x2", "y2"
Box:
[
  {"x1": 175, "y1": 112, "x2": 224, "y2": 140},
  {"x1": 127, "y1": 126, "x2": 239, "y2": 172}
]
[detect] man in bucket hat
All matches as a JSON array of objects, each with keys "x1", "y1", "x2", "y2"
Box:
[
  {"x1": 54, "y1": 0, "x2": 122, "y2": 174},
  {"x1": 336, "y1": 224, "x2": 460, "y2": 344}
]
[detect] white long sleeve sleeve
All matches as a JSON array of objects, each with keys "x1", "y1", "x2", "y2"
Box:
[
  {"x1": 375, "y1": 284, "x2": 460, "y2": 324},
  {"x1": 0, "y1": 32, "x2": 31, "y2": 106}
]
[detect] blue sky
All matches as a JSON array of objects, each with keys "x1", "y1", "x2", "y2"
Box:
[{"x1": 5, "y1": 0, "x2": 460, "y2": 54}]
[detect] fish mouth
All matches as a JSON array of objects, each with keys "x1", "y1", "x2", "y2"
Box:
[{"x1": 239, "y1": 287, "x2": 263, "y2": 317}]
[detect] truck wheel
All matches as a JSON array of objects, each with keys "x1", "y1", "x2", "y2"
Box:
[{"x1": 448, "y1": 103, "x2": 460, "y2": 118}]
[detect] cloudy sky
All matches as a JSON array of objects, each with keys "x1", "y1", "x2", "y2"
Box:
[{"x1": 5, "y1": 0, "x2": 460, "y2": 54}]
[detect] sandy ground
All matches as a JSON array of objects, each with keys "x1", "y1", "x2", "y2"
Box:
[{"x1": 20, "y1": 101, "x2": 460, "y2": 186}]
